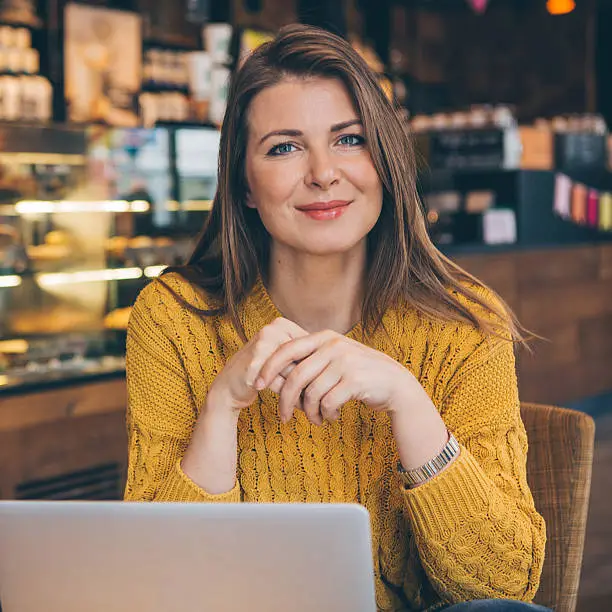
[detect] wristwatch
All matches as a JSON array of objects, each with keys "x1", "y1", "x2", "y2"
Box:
[{"x1": 397, "y1": 432, "x2": 460, "y2": 488}]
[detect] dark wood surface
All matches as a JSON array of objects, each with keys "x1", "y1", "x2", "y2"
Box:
[
  {"x1": 455, "y1": 244, "x2": 612, "y2": 406},
  {"x1": 0, "y1": 378, "x2": 127, "y2": 500}
]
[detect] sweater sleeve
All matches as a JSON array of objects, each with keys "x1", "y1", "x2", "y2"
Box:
[
  {"x1": 401, "y1": 336, "x2": 546, "y2": 604},
  {"x1": 123, "y1": 281, "x2": 241, "y2": 503}
]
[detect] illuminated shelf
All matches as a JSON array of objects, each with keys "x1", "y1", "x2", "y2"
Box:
[
  {"x1": 0, "y1": 275, "x2": 22, "y2": 288},
  {"x1": 0, "y1": 199, "x2": 213, "y2": 216},
  {"x1": 12, "y1": 200, "x2": 150, "y2": 215},
  {"x1": 0, "y1": 265, "x2": 167, "y2": 288}
]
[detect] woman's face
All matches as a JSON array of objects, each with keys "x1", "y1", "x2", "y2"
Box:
[{"x1": 245, "y1": 77, "x2": 383, "y2": 257}]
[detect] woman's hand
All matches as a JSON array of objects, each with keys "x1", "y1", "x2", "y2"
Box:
[
  {"x1": 207, "y1": 317, "x2": 308, "y2": 415},
  {"x1": 182, "y1": 317, "x2": 307, "y2": 495},
  {"x1": 255, "y1": 330, "x2": 450, "y2": 473},
  {"x1": 254, "y1": 331, "x2": 422, "y2": 425}
]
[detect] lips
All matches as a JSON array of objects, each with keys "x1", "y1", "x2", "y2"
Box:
[
  {"x1": 296, "y1": 200, "x2": 351, "y2": 221},
  {"x1": 296, "y1": 200, "x2": 351, "y2": 212}
]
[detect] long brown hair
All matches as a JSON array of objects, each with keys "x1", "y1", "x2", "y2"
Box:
[{"x1": 162, "y1": 24, "x2": 526, "y2": 344}]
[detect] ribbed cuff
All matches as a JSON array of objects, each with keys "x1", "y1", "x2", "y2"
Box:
[
  {"x1": 155, "y1": 460, "x2": 241, "y2": 503},
  {"x1": 402, "y1": 447, "x2": 492, "y2": 536}
]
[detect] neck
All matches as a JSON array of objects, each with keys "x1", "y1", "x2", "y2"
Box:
[{"x1": 266, "y1": 242, "x2": 367, "y2": 335}]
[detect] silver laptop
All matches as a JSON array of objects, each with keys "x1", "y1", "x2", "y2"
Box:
[{"x1": 0, "y1": 501, "x2": 376, "y2": 612}]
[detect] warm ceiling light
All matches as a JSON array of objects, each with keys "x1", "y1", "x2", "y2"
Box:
[
  {"x1": 547, "y1": 0, "x2": 576, "y2": 15},
  {"x1": 0, "y1": 339, "x2": 28, "y2": 354},
  {"x1": 37, "y1": 267, "x2": 143, "y2": 288},
  {"x1": 0, "y1": 275, "x2": 21, "y2": 288},
  {"x1": 15, "y1": 200, "x2": 151, "y2": 215}
]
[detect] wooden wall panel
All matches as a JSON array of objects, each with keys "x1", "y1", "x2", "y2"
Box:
[
  {"x1": 454, "y1": 253, "x2": 519, "y2": 311},
  {"x1": 456, "y1": 244, "x2": 612, "y2": 406},
  {"x1": 514, "y1": 247, "x2": 601, "y2": 289},
  {"x1": 580, "y1": 315, "x2": 612, "y2": 360},
  {"x1": 0, "y1": 378, "x2": 126, "y2": 433},
  {"x1": 518, "y1": 324, "x2": 581, "y2": 374},
  {"x1": 517, "y1": 359, "x2": 611, "y2": 407},
  {"x1": 600, "y1": 244, "x2": 612, "y2": 280},
  {"x1": 15, "y1": 411, "x2": 127, "y2": 486},
  {"x1": 519, "y1": 281, "x2": 612, "y2": 330},
  {"x1": 0, "y1": 378, "x2": 127, "y2": 499},
  {"x1": 0, "y1": 431, "x2": 19, "y2": 500}
]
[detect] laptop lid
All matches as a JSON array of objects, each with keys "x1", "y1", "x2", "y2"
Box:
[{"x1": 0, "y1": 501, "x2": 376, "y2": 612}]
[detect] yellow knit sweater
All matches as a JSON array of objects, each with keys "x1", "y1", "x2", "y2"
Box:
[{"x1": 125, "y1": 272, "x2": 546, "y2": 611}]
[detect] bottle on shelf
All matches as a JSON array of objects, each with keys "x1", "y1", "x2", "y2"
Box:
[
  {"x1": 139, "y1": 46, "x2": 197, "y2": 126},
  {"x1": 0, "y1": 23, "x2": 52, "y2": 123}
]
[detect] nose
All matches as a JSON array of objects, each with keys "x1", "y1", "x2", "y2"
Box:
[{"x1": 305, "y1": 147, "x2": 340, "y2": 190}]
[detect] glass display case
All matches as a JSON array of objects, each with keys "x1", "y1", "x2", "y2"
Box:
[{"x1": 0, "y1": 122, "x2": 219, "y2": 391}]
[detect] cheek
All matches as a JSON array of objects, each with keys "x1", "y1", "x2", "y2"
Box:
[
  {"x1": 348, "y1": 159, "x2": 383, "y2": 205},
  {"x1": 247, "y1": 159, "x2": 301, "y2": 208}
]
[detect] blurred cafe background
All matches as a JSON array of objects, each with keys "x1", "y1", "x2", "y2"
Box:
[{"x1": 0, "y1": 0, "x2": 610, "y2": 609}]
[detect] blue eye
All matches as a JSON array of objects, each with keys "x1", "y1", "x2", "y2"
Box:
[
  {"x1": 268, "y1": 142, "x2": 297, "y2": 156},
  {"x1": 338, "y1": 134, "x2": 365, "y2": 147}
]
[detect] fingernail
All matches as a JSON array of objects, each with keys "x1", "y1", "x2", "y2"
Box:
[{"x1": 254, "y1": 377, "x2": 265, "y2": 390}]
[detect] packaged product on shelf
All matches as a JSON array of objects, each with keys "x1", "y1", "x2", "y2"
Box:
[
  {"x1": 187, "y1": 51, "x2": 212, "y2": 122},
  {"x1": 64, "y1": 3, "x2": 142, "y2": 127},
  {"x1": 203, "y1": 23, "x2": 232, "y2": 65},
  {"x1": 209, "y1": 66, "x2": 230, "y2": 125}
]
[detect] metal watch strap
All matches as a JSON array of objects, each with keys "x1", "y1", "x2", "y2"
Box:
[{"x1": 397, "y1": 432, "x2": 460, "y2": 487}]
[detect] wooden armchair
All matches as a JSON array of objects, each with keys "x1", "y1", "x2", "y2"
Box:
[{"x1": 521, "y1": 403, "x2": 596, "y2": 612}]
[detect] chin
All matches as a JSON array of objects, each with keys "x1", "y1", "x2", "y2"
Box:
[
  {"x1": 264, "y1": 209, "x2": 381, "y2": 257},
  {"x1": 294, "y1": 230, "x2": 369, "y2": 256}
]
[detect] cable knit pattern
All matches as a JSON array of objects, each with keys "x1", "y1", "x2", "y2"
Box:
[{"x1": 125, "y1": 272, "x2": 546, "y2": 611}]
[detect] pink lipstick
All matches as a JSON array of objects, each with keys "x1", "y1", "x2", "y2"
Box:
[{"x1": 296, "y1": 200, "x2": 351, "y2": 220}]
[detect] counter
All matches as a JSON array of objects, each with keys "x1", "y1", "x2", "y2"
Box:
[
  {"x1": 0, "y1": 375, "x2": 127, "y2": 500},
  {"x1": 0, "y1": 241, "x2": 610, "y2": 501},
  {"x1": 453, "y1": 242, "x2": 612, "y2": 406},
  {"x1": 0, "y1": 357, "x2": 125, "y2": 396},
  {"x1": 3, "y1": 240, "x2": 609, "y2": 405}
]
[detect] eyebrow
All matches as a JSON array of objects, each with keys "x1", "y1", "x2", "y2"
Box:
[{"x1": 258, "y1": 119, "x2": 363, "y2": 145}]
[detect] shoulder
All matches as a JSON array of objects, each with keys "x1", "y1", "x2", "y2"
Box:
[
  {"x1": 440, "y1": 283, "x2": 516, "y2": 380},
  {"x1": 135, "y1": 271, "x2": 214, "y2": 311},
  {"x1": 396, "y1": 281, "x2": 509, "y2": 342},
  {"x1": 392, "y1": 282, "x2": 514, "y2": 379},
  {"x1": 452, "y1": 282, "x2": 510, "y2": 327},
  {"x1": 128, "y1": 271, "x2": 217, "y2": 345},
  {"x1": 130, "y1": 270, "x2": 218, "y2": 321}
]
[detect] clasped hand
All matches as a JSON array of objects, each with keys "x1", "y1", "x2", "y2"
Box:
[{"x1": 209, "y1": 317, "x2": 421, "y2": 426}]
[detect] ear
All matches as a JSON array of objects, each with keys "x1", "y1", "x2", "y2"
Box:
[{"x1": 245, "y1": 191, "x2": 257, "y2": 209}]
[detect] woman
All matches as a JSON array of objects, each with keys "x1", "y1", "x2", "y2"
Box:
[{"x1": 125, "y1": 25, "x2": 547, "y2": 612}]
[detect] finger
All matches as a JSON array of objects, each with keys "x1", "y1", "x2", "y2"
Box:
[
  {"x1": 258, "y1": 331, "x2": 338, "y2": 389},
  {"x1": 245, "y1": 321, "x2": 308, "y2": 388},
  {"x1": 278, "y1": 350, "x2": 333, "y2": 423},
  {"x1": 267, "y1": 372, "x2": 306, "y2": 408},
  {"x1": 272, "y1": 317, "x2": 309, "y2": 338},
  {"x1": 245, "y1": 326, "x2": 307, "y2": 388},
  {"x1": 245, "y1": 341, "x2": 275, "y2": 388},
  {"x1": 268, "y1": 375, "x2": 286, "y2": 395},
  {"x1": 319, "y1": 379, "x2": 353, "y2": 422},
  {"x1": 301, "y1": 366, "x2": 342, "y2": 426},
  {"x1": 266, "y1": 362, "x2": 297, "y2": 394},
  {"x1": 280, "y1": 362, "x2": 296, "y2": 378}
]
